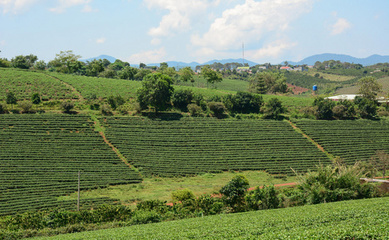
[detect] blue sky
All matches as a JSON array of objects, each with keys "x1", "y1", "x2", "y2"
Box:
[{"x1": 0, "y1": 0, "x2": 388, "y2": 64}]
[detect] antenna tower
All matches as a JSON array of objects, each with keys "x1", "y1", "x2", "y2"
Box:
[{"x1": 242, "y1": 42, "x2": 245, "y2": 66}]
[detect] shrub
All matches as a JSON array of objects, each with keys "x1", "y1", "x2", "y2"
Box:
[
  {"x1": 171, "y1": 189, "x2": 195, "y2": 203},
  {"x1": 136, "y1": 200, "x2": 169, "y2": 214},
  {"x1": 172, "y1": 89, "x2": 194, "y2": 112},
  {"x1": 261, "y1": 98, "x2": 285, "y2": 119},
  {"x1": 93, "y1": 204, "x2": 132, "y2": 222},
  {"x1": 332, "y1": 100, "x2": 356, "y2": 120},
  {"x1": 101, "y1": 104, "x2": 113, "y2": 116},
  {"x1": 130, "y1": 210, "x2": 161, "y2": 225},
  {"x1": 6, "y1": 92, "x2": 17, "y2": 105},
  {"x1": 313, "y1": 97, "x2": 334, "y2": 120},
  {"x1": 245, "y1": 185, "x2": 279, "y2": 210},
  {"x1": 18, "y1": 101, "x2": 33, "y2": 113},
  {"x1": 195, "y1": 194, "x2": 224, "y2": 216},
  {"x1": 31, "y1": 93, "x2": 41, "y2": 105},
  {"x1": 220, "y1": 175, "x2": 250, "y2": 212},
  {"x1": 223, "y1": 92, "x2": 263, "y2": 114},
  {"x1": 188, "y1": 104, "x2": 202, "y2": 117},
  {"x1": 0, "y1": 103, "x2": 7, "y2": 114},
  {"x1": 61, "y1": 101, "x2": 74, "y2": 113},
  {"x1": 208, "y1": 102, "x2": 226, "y2": 119},
  {"x1": 107, "y1": 95, "x2": 125, "y2": 110}
]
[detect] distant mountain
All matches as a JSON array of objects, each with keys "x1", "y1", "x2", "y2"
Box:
[
  {"x1": 286, "y1": 53, "x2": 389, "y2": 66},
  {"x1": 147, "y1": 58, "x2": 258, "y2": 69},
  {"x1": 81, "y1": 55, "x2": 117, "y2": 63}
]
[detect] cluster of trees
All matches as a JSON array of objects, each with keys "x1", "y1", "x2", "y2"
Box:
[
  {"x1": 136, "y1": 73, "x2": 286, "y2": 119},
  {"x1": 314, "y1": 60, "x2": 364, "y2": 70},
  {"x1": 248, "y1": 71, "x2": 289, "y2": 94},
  {"x1": 309, "y1": 77, "x2": 383, "y2": 120}
]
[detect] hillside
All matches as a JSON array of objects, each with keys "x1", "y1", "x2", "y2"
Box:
[
  {"x1": 0, "y1": 115, "x2": 142, "y2": 215},
  {"x1": 36, "y1": 197, "x2": 389, "y2": 239}
]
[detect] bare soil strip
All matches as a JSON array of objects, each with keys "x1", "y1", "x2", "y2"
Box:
[
  {"x1": 287, "y1": 120, "x2": 333, "y2": 159},
  {"x1": 45, "y1": 74, "x2": 85, "y2": 101}
]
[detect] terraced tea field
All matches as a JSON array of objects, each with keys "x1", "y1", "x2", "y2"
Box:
[
  {"x1": 0, "y1": 68, "x2": 78, "y2": 101},
  {"x1": 37, "y1": 197, "x2": 389, "y2": 240},
  {"x1": 294, "y1": 119, "x2": 389, "y2": 163},
  {"x1": 0, "y1": 115, "x2": 142, "y2": 216},
  {"x1": 104, "y1": 117, "x2": 331, "y2": 177}
]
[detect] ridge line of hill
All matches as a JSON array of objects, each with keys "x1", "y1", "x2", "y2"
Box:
[
  {"x1": 45, "y1": 73, "x2": 85, "y2": 101},
  {"x1": 286, "y1": 120, "x2": 335, "y2": 161}
]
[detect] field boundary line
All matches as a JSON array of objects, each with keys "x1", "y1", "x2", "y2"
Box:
[
  {"x1": 90, "y1": 115, "x2": 140, "y2": 174},
  {"x1": 45, "y1": 73, "x2": 85, "y2": 101},
  {"x1": 286, "y1": 120, "x2": 335, "y2": 160}
]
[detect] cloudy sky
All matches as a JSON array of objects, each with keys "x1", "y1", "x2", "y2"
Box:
[{"x1": 0, "y1": 0, "x2": 388, "y2": 64}]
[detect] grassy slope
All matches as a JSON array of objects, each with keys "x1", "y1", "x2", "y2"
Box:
[
  {"x1": 335, "y1": 76, "x2": 389, "y2": 95},
  {"x1": 58, "y1": 171, "x2": 296, "y2": 206},
  {"x1": 36, "y1": 197, "x2": 389, "y2": 240}
]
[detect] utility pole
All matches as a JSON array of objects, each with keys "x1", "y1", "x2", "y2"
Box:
[{"x1": 77, "y1": 170, "x2": 80, "y2": 211}]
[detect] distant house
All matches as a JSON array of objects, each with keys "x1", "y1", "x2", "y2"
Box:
[
  {"x1": 292, "y1": 66, "x2": 308, "y2": 72},
  {"x1": 257, "y1": 66, "x2": 267, "y2": 70},
  {"x1": 280, "y1": 66, "x2": 292, "y2": 71},
  {"x1": 325, "y1": 94, "x2": 361, "y2": 101}
]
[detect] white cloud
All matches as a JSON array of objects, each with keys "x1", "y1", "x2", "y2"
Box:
[
  {"x1": 49, "y1": 0, "x2": 94, "y2": 13},
  {"x1": 145, "y1": 0, "x2": 219, "y2": 41},
  {"x1": 0, "y1": 0, "x2": 40, "y2": 14},
  {"x1": 96, "y1": 38, "x2": 106, "y2": 44},
  {"x1": 127, "y1": 48, "x2": 166, "y2": 64},
  {"x1": 331, "y1": 18, "x2": 351, "y2": 35},
  {"x1": 191, "y1": 0, "x2": 313, "y2": 52},
  {"x1": 247, "y1": 40, "x2": 297, "y2": 59}
]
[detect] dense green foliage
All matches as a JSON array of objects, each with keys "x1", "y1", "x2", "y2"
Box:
[
  {"x1": 294, "y1": 119, "x2": 389, "y2": 164},
  {"x1": 262, "y1": 97, "x2": 286, "y2": 119},
  {"x1": 34, "y1": 197, "x2": 389, "y2": 240},
  {"x1": 223, "y1": 91, "x2": 263, "y2": 114},
  {"x1": 249, "y1": 71, "x2": 288, "y2": 94},
  {"x1": 136, "y1": 73, "x2": 174, "y2": 112},
  {"x1": 0, "y1": 115, "x2": 142, "y2": 216},
  {"x1": 104, "y1": 117, "x2": 330, "y2": 177}
]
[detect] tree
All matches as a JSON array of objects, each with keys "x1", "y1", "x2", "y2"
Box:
[
  {"x1": 179, "y1": 67, "x2": 194, "y2": 83},
  {"x1": 31, "y1": 93, "x2": 41, "y2": 105},
  {"x1": 223, "y1": 92, "x2": 263, "y2": 114},
  {"x1": 332, "y1": 100, "x2": 355, "y2": 120},
  {"x1": 34, "y1": 60, "x2": 46, "y2": 71},
  {"x1": 49, "y1": 50, "x2": 82, "y2": 73},
  {"x1": 358, "y1": 76, "x2": 382, "y2": 101},
  {"x1": 201, "y1": 66, "x2": 223, "y2": 87},
  {"x1": 159, "y1": 62, "x2": 168, "y2": 70},
  {"x1": 369, "y1": 150, "x2": 389, "y2": 178},
  {"x1": 6, "y1": 91, "x2": 17, "y2": 105},
  {"x1": 208, "y1": 102, "x2": 226, "y2": 119},
  {"x1": 172, "y1": 89, "x2": 194, "y2": 112},
  {"x1": 11, "y1": 55, "x2": 29, "y2": 69},
  {"x1": 61, "y1": 101, "x2": 74, "y2": 113},
  {"x1": 249, "y1": 71, "x2": 288, "y2": 94},
  {"x1": 261, "y1": 97, "x2": 285, "y2": 119},
  {"x1": 86, "y1": 59, "x2": 104, "y2": 76},
  {"x1": 355, "y1": 96, "x2": 377, "y2": 119},
  {"x1": 220, "y1": 175, "x2": 250, "y2": 212},
  {"x1": 136, "y1": 73, "x2": 174, "y2": 113},
  {"x1": 139, "y1": 63, "x2": 146, "y2": 69},
  {"x1": 107, "y1": 95, "x2": 125, "y2": 110},
  {"x1": 313, "y1": 97, "x2": 335, "y2": 120}
]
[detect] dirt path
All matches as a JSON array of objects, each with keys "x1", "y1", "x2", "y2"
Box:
[
  {"x1": 93, "y1": 120, "x2": 133, "y2": 169},
  {"x1": 45, "y1": 73, "x2": 85, "y2": 101},
  {"x1": 287, "y1": 120, "x2": 330, "y2": 156}
]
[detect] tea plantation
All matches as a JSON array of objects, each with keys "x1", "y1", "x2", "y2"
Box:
[
  {"x1": 0, "y1": 115, "x2": 142, "y2": 216},
  {"x1": 0, "y1": 68, "x2": 78, "y2": 101},
  {"x1": 294, "y1": 119, "x2": 389, "y2": 163},
  {"x1": 36, "y1": 196, "x2": 389, "y2": 240},
  {"x1": 104, "y1": 117, "x2": 331, "y2": 177}
]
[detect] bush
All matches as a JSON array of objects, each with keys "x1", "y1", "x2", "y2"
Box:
[
  {"x1": 188, "y1": 104, "x2": 202, "y2": 117},
  {"x1": 101, "y1": 104, "x2": 113, "y2": 116},
  {"x1": 172, "y1": 89, "x2": 194, "y2": 112},
  {"x1": 18, "y1": 101, "x2": 33, "y2": 113},
  {"x1": 208, "y1": 102, "x2": 226, "y2": 119},
  {"x1": 136, "y1": 200, "x2": 169, "y2": 214},
  {"x1": 195, "y1": 194, "x2": 224, "y2": 216},
  {"x1": 93, "y1": 204, "x2": 132, "y2": 222},
  {"x1": 130, "y1": 210, "x2": 161, "y2": 225},
  {"x1": 171, "y1": 189, "x2": 195, "y2": 203},
  {"x1": 332, "y1": 100, "x2": 355, "y2": 120},
  {"x1": 223, "y1": 92, "x2": 263, "y2": 114},
  {"x1": 245, "y1": 185, "x2": 279, "y2": 210},
  {"x1": 6, "y1": 92, "x2": 17, "y2": 105},
  {"x1": 220, "y1": 175, "x2": 250, "y2": 212},
  {"x1": 61, "y1": 101, "x2": 74, "y2": 113},
  {"x1": 0, "y1": 103, "x2": 7, "y2": 114},
  {"x1": 31, "y1": 93, "x2": 41, "y2": 105},
  {"x1": 89, "y1": 101, "x2": 100, "y2": 110},
  {"x1": 107, "y1": 95, "x2": 125, "y2": 110},
  {"x1": 261, "y1": 98, "x2": 285, "y2": 119},
  {"x1": 313, "y1": 97, "x2": 334, "y2": 120}
]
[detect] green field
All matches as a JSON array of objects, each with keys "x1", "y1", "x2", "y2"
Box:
[
  {"x1": 0, "y1": 114, "x2": 142, "y2": 216},
  {"x1": 104, "y1": 117, "x2": 330, "y2": 177},
  {"x1": 294, "y1": 119, "x2": 389, "y2": 163},
  {"x1": 35, "y1": 196, "x2": 389, "y2": 240},
  {"x1": 0, "y1": 68, "x2": 78, "y2": 101}
]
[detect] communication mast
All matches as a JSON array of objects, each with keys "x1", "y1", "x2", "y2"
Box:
[{"x1": 242, "y1": 42, "x2": 245, "y2": 66}]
